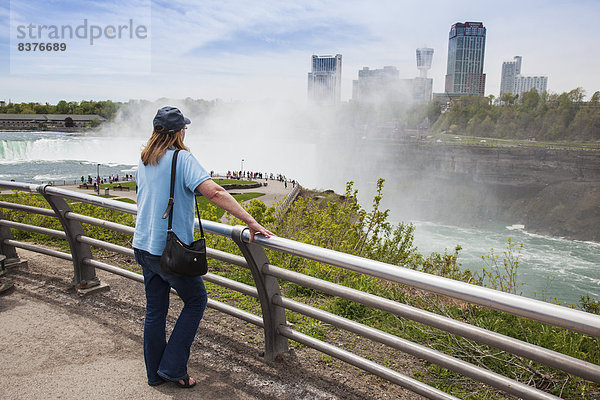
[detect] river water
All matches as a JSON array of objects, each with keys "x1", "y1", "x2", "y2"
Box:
[{"x1": 1, "y1": 130, "x2": 598, "y2": 306}]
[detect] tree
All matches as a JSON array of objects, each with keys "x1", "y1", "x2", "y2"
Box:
[
  {"x1": 56, "y1": 100, "x2": 69, "y2": 114},
  {"x1": 520, "y1": 89, "x2": 540, "y2": 111},
  {"x1": 568, "y1": 87, "x2": 585, "y2": 103},
  {"x1": 431, "y1": 88, "x2": 600, "y2": 141},
  {"x1": 500, "y1": 92, "x2": 517, "y2": 105}
]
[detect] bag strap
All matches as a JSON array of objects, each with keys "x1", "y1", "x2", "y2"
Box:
[{"x1": 161, "y1": 149, "x2": 204, "y2": 238}]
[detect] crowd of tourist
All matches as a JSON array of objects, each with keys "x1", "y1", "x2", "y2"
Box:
[
  {"x1": 79, "y1": 173, "x2": 134, "y2": 188},
  {"x1": 225, "y1": 170, "x2": 295, "y2": 186}
]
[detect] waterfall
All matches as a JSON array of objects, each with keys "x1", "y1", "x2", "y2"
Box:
[{"x1": 0, "y1": 133, "x2": 144, "y2": 165}]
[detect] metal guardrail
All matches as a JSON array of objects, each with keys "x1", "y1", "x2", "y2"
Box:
[
  {"x1": 273, "y1": 182, "x2": 301, "y2": 220},
  {"x1": 0, "y1": 180, "x2": 599, "y2": 400}
]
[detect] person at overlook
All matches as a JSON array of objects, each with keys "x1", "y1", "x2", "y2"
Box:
[{"x1": 132, "y1": 106, "x2": 272, "y2": 388}]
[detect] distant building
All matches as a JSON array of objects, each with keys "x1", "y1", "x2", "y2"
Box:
[
  {"x1": 445, "y1": 22, "x2": 487, "y2": 96},
  {"x1": 412, "y1": 77, "x2": 433, "y2": 103},
  {"x1": 352, "y1": 66, "x2": 404, "y2": 103},
  {"x1": 415, "y1": 48, "x2": 434, "y2": 102},
  {"x1": 500, "y1": 56, "x2": 547, "y2": 97},
  {"x1": 0, "y1": 114, "x2": 105, "y2": 130},
  {"x1": 514, "y1": 75, "x2": 548, "y2": 95},
  {"x1": 352, "y1": 48, "x2": 433, "y2": 103},
  {"x1": 416, "y1": 48, "x2": 434, "y2": 79},
  {"x1": 500, "y1": 56, "x2": 522, "y2": 96},
  {"x1": 308, "y1": 54, "x2": 342, "y2": 105}
]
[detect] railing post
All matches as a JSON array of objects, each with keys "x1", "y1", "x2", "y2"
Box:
[
  {"x1": 0, "y1": 210, "x2": 19, "y2": 261},
  {"x1": 40, "y1": 187, "x2": 100, "y2": 290},
  {"x1": 231, "y1": 225, "x2": 289, "y2": 361}
]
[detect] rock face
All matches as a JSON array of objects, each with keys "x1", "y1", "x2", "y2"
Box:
[{"x1": 353, "y1": 142, "x2": 600, "y2": 242}]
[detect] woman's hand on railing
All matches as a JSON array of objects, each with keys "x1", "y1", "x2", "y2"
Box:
[{"x1": 248, "y1": 221, "x2": 273, "y2": 243}]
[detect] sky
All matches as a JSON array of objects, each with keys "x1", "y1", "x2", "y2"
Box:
[{"x1": 1, "y1": 0, "x2": 599, "y2": 103}]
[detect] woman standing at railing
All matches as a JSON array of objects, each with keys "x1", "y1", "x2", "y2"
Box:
[{"x1": 132, "y1": 106, "x2": 272, "y2": 389}]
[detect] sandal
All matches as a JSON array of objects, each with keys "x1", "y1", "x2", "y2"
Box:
[{"x1": 176, "y1": 375, "x2": 196, "y2": 389}]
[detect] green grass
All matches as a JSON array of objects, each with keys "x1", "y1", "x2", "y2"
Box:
[
  {"x1": 232, "y1": 192, "x2": 264, "y2": 202},
  {"x1": 97, "y1": 179, "x2": 258, "y2": 190},
  {"x1": 115, "y1": 198, "x2": 136, "y2": 204},
  {"x1": 196, "y1": 192, "x2": 264, "y2": 219},
  {"x1": 76, "y1": 180, "x2": 263, "y2": 212},
  {"x1": 214, "y1": 179, "x2": 258, "y2": 185},
  {"x1": 98, "y1": 181, "x2": 136, "y2": 190},
  {"x1": 0, "y1": 193, "x2": 47, "y2": 202},
  {"x1": 430, "y1": 132, "x2": 600, "y2": 150}
]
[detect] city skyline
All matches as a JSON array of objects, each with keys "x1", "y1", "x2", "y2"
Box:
[{"x1": 1, "y1": 1, "x2": 599, "y2": 103}]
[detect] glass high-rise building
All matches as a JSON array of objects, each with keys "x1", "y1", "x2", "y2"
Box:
[
  {"x1": 308, "y1": 54, "x2": 342, "y2": 105},
  {"x1": 445, "y1": 22, "x2": 486, "y2": 96}
]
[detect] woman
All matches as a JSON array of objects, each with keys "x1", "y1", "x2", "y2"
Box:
[{"x1": 133, "y1": 106, "x2": 272, "y2": 388}]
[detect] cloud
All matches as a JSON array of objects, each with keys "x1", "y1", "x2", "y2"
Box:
[
  {"x1": 150, "y1": 0, "x2": 373, "y2": 60},
  {"x1": 8, "y1": 0, "x2": 151, "y2": 75},
  {"x1": 1, "y1": 0, "x2": 599, "y2": 101},
  {"x1": 188, "y1": 22, "x2": 369, "y2": 56}
]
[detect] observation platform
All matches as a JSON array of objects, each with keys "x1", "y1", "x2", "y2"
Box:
[
  {"x1": 59, "y1": 177, "x2": 297, "y2": 208},
  {"x1": 0, "y1": 249, "x2": 417, "y2": 399}
]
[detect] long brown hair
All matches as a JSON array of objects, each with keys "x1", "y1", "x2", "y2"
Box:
[{"x1": 140, "y1": 129, "x2": 189, "y2": 165}]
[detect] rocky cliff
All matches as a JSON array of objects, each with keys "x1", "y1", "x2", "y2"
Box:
[{"x1": 352, "y1": 142, "x2": 600, "y2": 242}]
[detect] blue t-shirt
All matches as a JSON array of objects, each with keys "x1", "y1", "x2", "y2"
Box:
[{"x1": 133, "y1": 149, "x2": 210, "y2": 255}]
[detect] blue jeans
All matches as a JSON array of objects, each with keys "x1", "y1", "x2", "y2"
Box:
[{"x1": 134, "y1": 248, "x2": 208, "y2": 386}]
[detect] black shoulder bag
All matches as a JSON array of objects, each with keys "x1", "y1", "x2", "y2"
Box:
[{"x1": 160, "y1": 149, "x2": 208, "y2": 276}]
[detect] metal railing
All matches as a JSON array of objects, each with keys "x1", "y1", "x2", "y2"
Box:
[
  {"x1": 273, "y1": 182, "x2": 301, "y2": 220},
  {"x1": 0, "y1": 180, "x2": 598, "y2": 400}
]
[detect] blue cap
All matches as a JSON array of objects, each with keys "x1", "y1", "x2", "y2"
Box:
[{"x1": 153, "y1": 106, "x2": 191, "y2": 134}]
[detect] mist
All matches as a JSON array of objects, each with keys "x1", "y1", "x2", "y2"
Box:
[
  {"x1": 98, "y1": 98, "x2": 347, "y2": 189},
  {"x1": 96, "y1": 95, "x2": 494, "y2": 229}
]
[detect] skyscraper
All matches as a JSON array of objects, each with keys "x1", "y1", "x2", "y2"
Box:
[
  {"x1": 500, "y1": 56, "x2": 547, "y2": 97},
  {"x1": 445, "y1": 22, "x2": 486, "y2": 96},
  {"x1": 307, "y1": 54, "x2": 342, "y2": 105},
  {"x1": 500, "y1": 56, "x2": 522, "y2": 96}
]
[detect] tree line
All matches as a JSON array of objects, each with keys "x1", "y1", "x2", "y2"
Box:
[
  {"x1": 3, "y1": 90, "x2": 599, "y2": 141},
  {"x1": 431, "y1": 88, "x2": 600, "y2": 142},
  {"x1": 0, "y1": 100, "x2": 119, "y2": 120}
]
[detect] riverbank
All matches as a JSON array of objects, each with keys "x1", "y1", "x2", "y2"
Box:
[{"x1": 337, "y1": 140, "x2": 600, "y2": 242}]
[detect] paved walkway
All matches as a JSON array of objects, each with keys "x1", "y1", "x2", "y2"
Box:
[
  {"x1": 57, "y1": 177, "x2": 295, "y2": 208},
  {"x1": 0, "y1": 249, "x2": 415, "y2": 400}
]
